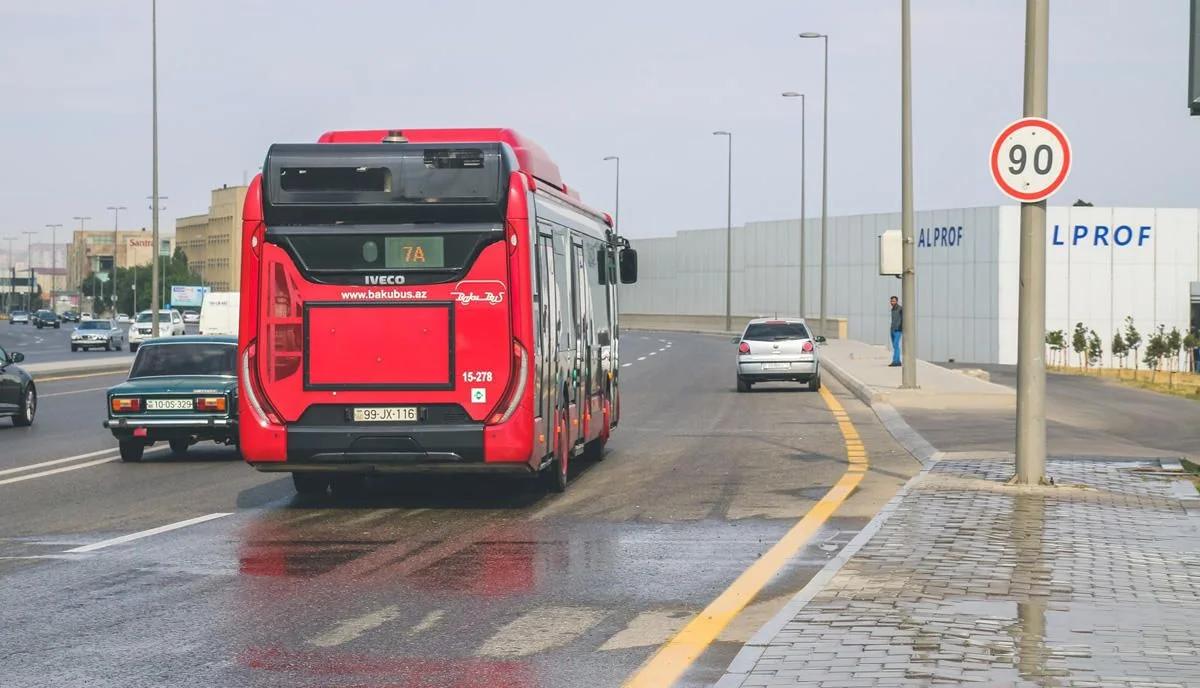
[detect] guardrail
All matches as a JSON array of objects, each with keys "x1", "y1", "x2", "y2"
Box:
[{"x1": 619, "y1": 313, "x2": 849, "y2": 338}]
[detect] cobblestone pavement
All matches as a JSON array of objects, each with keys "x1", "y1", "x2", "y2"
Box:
[{"x1": 719, "y1": 456, "x2": 1200, "y2": 687}]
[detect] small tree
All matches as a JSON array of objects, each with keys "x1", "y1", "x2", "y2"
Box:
[
  {"x1": 1124, "y1": 316, "x2": 1142, "y2": 374},
  {"x1": 1086, "y1": 329, "x2": 1102, "y2": 368},
  {"x1": 1145, "y1": 326, "x2": 1168, "y2": 382},
  {"x1": 1072, "y1": 322, "x2": 1089, "y2": 369},
  {"x1": 1045, "y1": 329, "x2": 1066, "y2": 367},
  {"x1": 1111, "y1": 332, "x2": 1129, "y2": 376},
  {"x1": 1166, "y1": 327, "x2": 1183, "y2": 372}
]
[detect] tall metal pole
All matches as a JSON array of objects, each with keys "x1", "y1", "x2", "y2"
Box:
[
  {"x1": 22, "y1": 231, "x2": 35, "y2": 310},
  {"x1": 3, "y1": 237, "x2": 14, "y2": 311},
  {"x1": 603, "y1": 155, "x2": 620, "y2": 236},
  {"x1": 800, "y1": 32, "x2": 829, "y2": 337},
  {"x1": 1014, "y1": 0, "x2": 1050, "y2": 485},
  {"x1": 900, "y1": 0, "x2": 918, "y2": 387},
  {"x1": 47, "y1": 223, "x2": 64, "y2": 307},
  {"x1": 713, "y1": 131, "x2": 733, "y2": 332},
  {"x1": 107, "y1": 205, "x2": 126, "y2": 311},
  {"x1": 150, "y1": 0, "x2": 162, "y2": 337},
  {"x1": 783, "y1": 92, "x2": 807, "y2": 318}
]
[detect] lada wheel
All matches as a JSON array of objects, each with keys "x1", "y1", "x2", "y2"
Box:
[{"x1": 119, "y1": 440, "x2": 145, "y2": 462}]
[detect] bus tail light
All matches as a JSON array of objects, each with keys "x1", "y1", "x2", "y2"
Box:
[
  {"x1": 242, "y1": 341, "x2": 283, "y2": 427},
  {"x1": 487, "y1": 340, "x2": 528, "y2": 426},
  {"x1": 195, "y1": 397, "x2": 226, "y2": 412},
  {"x1": 111, "y1": 397, "x2": 141, "y2": 412}
]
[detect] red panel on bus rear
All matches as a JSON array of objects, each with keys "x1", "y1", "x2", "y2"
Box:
[{"x1": 305, "y1": 303, "x2": 452, "y2": 388}]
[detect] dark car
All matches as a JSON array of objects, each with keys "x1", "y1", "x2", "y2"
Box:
[
  {"x1": 0, "y1": 345, "x2": 36, "y2": 426},
  {"x1": 61, "y1": 311, "x2": 80, "y2": 322},
  {"x1": 32, "y1": 310, "x2": 60, "y2": 329},
  {"x1": 103, "y1": 336, "x2": 238, "y2": 462}
]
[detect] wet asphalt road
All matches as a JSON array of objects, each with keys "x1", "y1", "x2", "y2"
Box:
[{"x1": 0, "y1": 331, "x2": 919, "y2": 688}]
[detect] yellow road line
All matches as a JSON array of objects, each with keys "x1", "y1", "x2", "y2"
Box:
[
  {"x1": 35, "y1": 370, "x2": 127, "y2": 383},
  {"x1": 621, "y1": 384, "x2": 870, "y2": 688}
]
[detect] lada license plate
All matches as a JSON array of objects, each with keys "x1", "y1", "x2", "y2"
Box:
[
  {"x1": 353, "y1": 407, "x2": 418, "y2": 422},
  {"x1": 146, "y1": 398, "x2": 193, "y2": 410}
]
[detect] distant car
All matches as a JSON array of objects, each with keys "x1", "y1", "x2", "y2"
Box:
[
  {"x1": 32, "y1": 310, "x2": 60, "y2": 329},
  {"x1": 61, "y1": 311, "x2": 80, "y2": 323},
  {"x1": 9, "y1": 310, "x2": 29, "y2": 325},
  {"x1": 733, "y1": 318, "x2": 825, "y2": 392},
  {"x1": 182, "y1": 310, "x2": 200, "y2": 324},
  {"x1": 127, "y1": 309, "x2": 186, "y2": 352},
  {"x1": 0, "y1": 344, "x2": 35, "y2": 426},
  {"x1": 103, "y1": 335, "x2": 239, "y2": 462},
  {"x1": 80, "y1": 312, "x2": 93, "y2": 322},
  {"x1": 116, "y1": 313, "x2": 132, "y2": 324},
  {"x1": 71, "y1": 319, "x2": 127, "y2": 352}
]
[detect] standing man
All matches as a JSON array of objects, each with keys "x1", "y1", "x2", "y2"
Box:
[{"x1": 888, "y1": 295, "x2": 902, "y2": 367}]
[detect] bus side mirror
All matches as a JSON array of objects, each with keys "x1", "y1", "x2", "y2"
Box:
[{"x1": 618, "y1": 248, "x2": 638, "y2": 284}]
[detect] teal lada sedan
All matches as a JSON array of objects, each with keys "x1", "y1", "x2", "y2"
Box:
[{"x1": 103, "y1": 335, "x2": 238, "y2": 462}]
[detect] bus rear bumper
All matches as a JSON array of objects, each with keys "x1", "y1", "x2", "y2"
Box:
[{"x1": 261, "y1": 423, "x2": 534, "y2": 474}]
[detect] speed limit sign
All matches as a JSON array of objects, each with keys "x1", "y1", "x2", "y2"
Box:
[{"x1": 989, "y1": 117, "x2": 1071, "y2": 203}]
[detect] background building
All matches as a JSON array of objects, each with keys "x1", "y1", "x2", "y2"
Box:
[
  {"x1": 617, "y1": 205, "x2": 1198, "y2": 368},
  {"x1": 66, "y1": 229, "x2": 169, "y2": 290},
  {"x1": 176, "y1": 184, "x2": 247, "y2": 291}
]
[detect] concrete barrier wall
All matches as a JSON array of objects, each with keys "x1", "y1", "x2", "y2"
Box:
[{"x1": 620, "y1": 313, "x2": 849, "y2": 338}]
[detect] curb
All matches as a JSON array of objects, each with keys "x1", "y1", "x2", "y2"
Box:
[
  {"x1": 715, "y1": 453, "x2": 942, "y2": 688},
  {"x1": 821, "y1": 357, "x2": 938, "y2": 464},
  {"x1": 27, "y1": 360, "x2": 133, "y2": 380}
]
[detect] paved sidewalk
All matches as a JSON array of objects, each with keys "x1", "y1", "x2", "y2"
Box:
[{"x1": 718, "y1": 341, "x2": 1200, "y2": 687}]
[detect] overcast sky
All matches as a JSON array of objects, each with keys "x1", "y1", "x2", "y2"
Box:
[{"x1": 1, "y1": 0, "x2": 1196, "y2": 244}]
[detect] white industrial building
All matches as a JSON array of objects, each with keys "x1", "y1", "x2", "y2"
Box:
[{"x1": 617, "y1": 205, "x2": 1200, "y2": 367}]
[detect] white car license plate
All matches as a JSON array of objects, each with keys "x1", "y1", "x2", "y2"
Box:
[
  {"x1": 353, "y1": 407, "x2": 418, "y2": 422},
  {"x1": 146, "y1": 398, "x2": 193, "y2": 410},
  {"x1": 763, "y1": 362, "x2": 791, "y2": 370}
]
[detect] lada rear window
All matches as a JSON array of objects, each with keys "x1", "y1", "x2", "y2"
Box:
[{"x1": 130, "y1": 343, "x2": 236, "y2": 378}]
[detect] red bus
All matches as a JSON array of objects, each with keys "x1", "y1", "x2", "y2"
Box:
[{"x1": 236, "y1": 128, "x2": 638, "y2": 495}]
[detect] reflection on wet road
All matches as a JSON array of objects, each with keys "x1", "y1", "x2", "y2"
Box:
[{"x1": 0, "y1": 332, "x2": 919, "y2": 687}]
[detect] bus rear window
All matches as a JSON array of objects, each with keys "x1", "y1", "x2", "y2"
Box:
[
  {"x1": 285, "y1": 231, "x2": 492, "y2": 272},
  {"x1": 280, "y1": 166, "x2": 391, "y2": 192}
]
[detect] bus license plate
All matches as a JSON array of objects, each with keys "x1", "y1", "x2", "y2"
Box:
[
  {"x1": 147, "y1": 399, "x2": 193, "y2": 410},
  {"x1": 353, "y1": 407, "x2": 418, "y2": 422}
]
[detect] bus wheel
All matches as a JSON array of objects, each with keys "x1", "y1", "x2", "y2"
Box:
[
  {"x1": 292, "y1": 472, "x2": 330, "y2": 497},
  {"x1": 584, "y1": 400, "x2": 610, "y2": 462},
  {"x1": 545, "y1": 410, "x2": 569, "y2": 493}
]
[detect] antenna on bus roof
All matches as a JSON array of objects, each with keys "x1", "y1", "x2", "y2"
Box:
[{"x1": 382, "y1": 130, "x2": 408, "y2": 143}]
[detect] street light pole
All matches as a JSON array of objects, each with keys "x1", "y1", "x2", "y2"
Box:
[
  {"x1": 48, "y1": 222, "x2": 65, "y2": 307},
  {"x1": 3, "y1": 237, "x2": 14, "y2": 311},
  {"x1": 107, "y1": 205, "x2": 126, "y2": 312},
  {"x1": 899, "y1": 0, "x2": 918, "y2": 388},
  {"x1": 21, "y1": 231, "x2": 35, "y2": 310},
  {"x1": 782, "y1": 92, "x2": 807, "y2": 318},
  {"x1": 799, "y1": 32, "x2": 829, "y2": 338},
  {"x1": 713, "y1": 131, "x2": 733, "y2": 332},
  {"x1": 150, "y1": 0, "x2": 162, "y2": 337},
  {"x1": 603, "y1": 155, "x2": 620, "y2": 236},
  {"x1": 1015, "y1": 0, "x2": 1050, "y2": 485}
]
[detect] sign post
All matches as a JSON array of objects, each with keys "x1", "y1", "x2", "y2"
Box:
[{"x1": 990, "y1": 0, "x2": 1069, "y2": 486}]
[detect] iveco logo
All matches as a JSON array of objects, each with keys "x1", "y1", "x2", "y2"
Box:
[{"x1": 364, "y1": 275, "x2": 406, "y2": 285}]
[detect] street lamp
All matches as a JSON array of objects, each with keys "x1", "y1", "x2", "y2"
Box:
[
  {"x1": 899, "y1": 1, "x2": 917, "y2": 388},
  {"x1": 107, "y1": 205, "x2": 126, "y2": 312},
  {"x1": 2, "y1": 237, "x2": 14, "y2": 311},
  {"x1": 150, "y1": 0, "x2": 163, "y2": 337},
  {"x1": 782, "y1": 92, "x2": 808, "y2": 319},
  {"x1": 799, "y1": 31, "x2": 829, "y2": 338},
  {"x1": 603, "y1": 155, "x2": 620, "y2": 236},
  {"x1": 713, "y1": 131, "x2": 733, "y2": 332},
  {"x1": 148, "y1": 196, "x2": 169, "y2": 322},
  {"x1": 21, "y1": 230, "x2": 35, "y2": 310}
]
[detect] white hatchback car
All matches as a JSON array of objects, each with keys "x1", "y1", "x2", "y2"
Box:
[
  {"x1": 733, "y1": 317, "x2": 825, "y2": 392},
  {"x1": 127, "y1": 309, "x2": 186, "y2": 352}
]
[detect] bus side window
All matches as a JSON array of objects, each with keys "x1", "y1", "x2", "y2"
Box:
[{"x1": 552, "y1": 228, "x2": 573, "y2": 350}]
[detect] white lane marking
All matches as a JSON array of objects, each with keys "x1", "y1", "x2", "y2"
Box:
[
  {"x1": 649, "y1": 352, "x2": 657, "y2": 356},
  {"x1": 637, "y1": 356, "x2": 647, "y2": 361},
  {"x1": 42, "y1": 386, "x2": 112, "y2": 398},
  {"x1": 408, "y1": 609, "x2": 444, "y2": 636},
  {"x1": 598, "y1": 609, "x2": 693, "y2": 651},
  {"x1": 309, "y1": 605, "x2": 402, "y2": 647},
  {"x1": 64, "y1": 512, "x2": 233, "y2": 553},
  {"x1": 0, "y1": 456, "x2": 118, "y2": 486},
  {"x1": 621, "y1": 363, "x2": 632, "y2": 368},
  {"x1": 477, "y1": 606, "x2": 607, "y2": 659},
  {"x1": 0, "y1": 448, "x2": 117, "y2": 477}
]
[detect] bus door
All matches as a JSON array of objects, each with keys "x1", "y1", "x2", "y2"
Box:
[
  {"x1": 535, "y1": 230, "x2": 555, "y2": 461},
  {"x1": 551, "y1": 227, "x2": 575, "y2": 441},
  {"x1": 570, "y1": 239, "x2": 588, "y2": 443}
]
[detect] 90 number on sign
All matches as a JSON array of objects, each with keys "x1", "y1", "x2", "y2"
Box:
[
  {"x1": 989, "y1": 117, "x2": 1072, "y2": 203},
  {"x1": 1007, "y1": 143, "x2": 1054, "y2": 176}
]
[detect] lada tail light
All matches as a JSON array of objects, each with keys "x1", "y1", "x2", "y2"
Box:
[
  {"x1": 111, "y1": 397, "x2": 141, "y2": 412},
  {"x1": 195, "y1": 397, "x2": 226, "y2": 412}
]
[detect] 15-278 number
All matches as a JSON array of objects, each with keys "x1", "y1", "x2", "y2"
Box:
[{"x1": 462, "y1": 370, "x2": 493, "y2": 383}]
